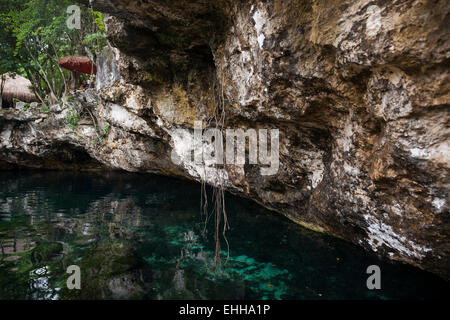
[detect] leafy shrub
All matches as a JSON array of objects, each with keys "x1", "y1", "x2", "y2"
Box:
[
  {"x1": 65, "y1": 109, "x2": 79, "y2": 129},
  {"x1": 40, "y1": 106, "x2": 49, "y2": 113},
  {"x1": 102, "y1": 122, "x2": 110, "y2": 136}
]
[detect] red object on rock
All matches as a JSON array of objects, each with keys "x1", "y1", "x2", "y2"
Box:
[{"x1": 59, "y1": 56, "x2": 97, "y2": 75}]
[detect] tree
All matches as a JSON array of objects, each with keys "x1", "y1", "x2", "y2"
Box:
[
  {"x1": 0, "y1": 0, "x2": 22, "y2": 108},
  {"x1": 0, "y1": 0, "x2": 106, "y2": 105}
]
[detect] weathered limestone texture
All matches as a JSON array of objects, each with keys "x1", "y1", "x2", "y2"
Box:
[{"x1": 1, "y1": 0, "x2": 449, "y2": 278}]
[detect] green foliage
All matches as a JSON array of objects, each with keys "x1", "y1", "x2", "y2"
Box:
[
  {"x1": 82, "y1": 32, "x2": 107, "y2": 55},
  {"x1": 65, "y1": 108, "x2": 79, "y2": 129},
  {"x1": 82, "y1": 9, "x2": 107, "y2": 55},
  {"x1": 0, "y1": 1, "x2": 22, "y2": 88},
  {"x1": 102, "y1": 122, "x2": 110, "y2": 136},
  {"x1": 39, "y1": 106, "x2": 49, "y2": 113},
  {"x1": 92, "y1": 10, "x2": 106, "y2": 32},
  {"x1": 0, "y1": 0, "x2": 108, "y2": 102},
  {"x1": 22, "y1": 103, "x2": 30, "y2": 110}
]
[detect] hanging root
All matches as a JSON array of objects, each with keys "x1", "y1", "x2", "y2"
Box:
[{"x1": 200, "y1": 72, "x2": 230, "y2": 271}]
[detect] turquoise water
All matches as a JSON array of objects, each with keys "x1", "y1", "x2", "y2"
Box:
[{"x1": 0, "y1": 171, "x2": 447, "y2": 300}]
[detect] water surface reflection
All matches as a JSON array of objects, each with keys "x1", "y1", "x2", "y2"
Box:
[{"x1": 0, "y1": 171, "x2": 447, "y2": 299}]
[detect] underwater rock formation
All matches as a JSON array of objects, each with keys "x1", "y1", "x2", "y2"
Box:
[{"x1": 0, "y1": 0, "x2": 449, "y2": 279}]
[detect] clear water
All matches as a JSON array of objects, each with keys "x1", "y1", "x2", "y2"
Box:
[{"x1": 0, "y1": 171, "x2": 447, "y2": 300}]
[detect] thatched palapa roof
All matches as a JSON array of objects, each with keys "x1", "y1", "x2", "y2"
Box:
[{"x1": 0, "y1": 73, "x2": 39, "y2": 103}]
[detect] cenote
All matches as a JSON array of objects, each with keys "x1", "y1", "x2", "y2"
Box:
[{"x1": 0, "y1": 171, "x2": 447, "y2": 300}]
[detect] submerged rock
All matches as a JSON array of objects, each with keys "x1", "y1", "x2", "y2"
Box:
[{"x1": 0, "y1": 0, "x2": 449, "y2": 279}]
